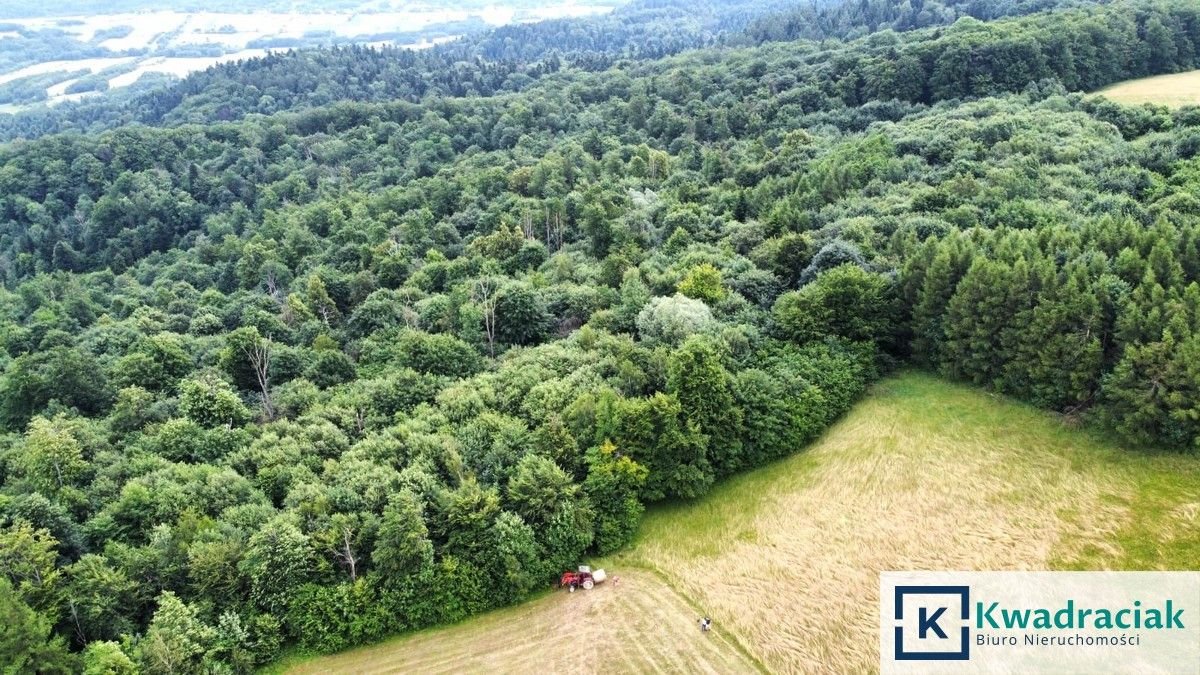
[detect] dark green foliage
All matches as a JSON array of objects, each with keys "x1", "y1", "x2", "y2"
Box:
[
  {"x1": 494, "y1": 282, "x2": 552, "y2": 346},
  {"x1": 436, "y1": 479, "x2": 501, "y2": 566},
  {"x1": 1101, "y1": 332, "x2": 1200, "y2": 448},
  {"x1": 486, "y1": 511, "x2": 545, "y2": 605},
  {"x1": 133, "y1": 592, "x2": 216, "y2": 674},
  {"x1": 362, "y1": 331, "x2": 484, "y2": 379},
  {"x1": 305, "y1": 349, "x2": 357, "y2": 389},
  {"x1": 113, "y1": 332, "x2": 192, "y2": 392},
  {"x1": 744, "y1": 0, "x2": 1100, "y2": 43},
  {"x1": 4, "y1": 0, "x2": 1200, "y2": 669},
  {"x1": 774, "y1": 265, "x2": 896, "y2": 348},
  {"x1": 800, "y1": 241, "x2": 867, "y2": 285},
  {"x1": 583, "y1": 441, "x2": 648, "y2": 554},
  {"x1": 668, "y1": 336, "x2": 743, "y2": 477},
  {"x1": 0, "y1": 347, "x2": 111, "y2": 429},
  {"x1": 507, "y1": 455, "x2": 577, "y2": 529},
  {"x1": 59, "y1": 554, "x2": 137, "y2": 645},
  {"x1": 373, "y1": 490, "x2": 434, "y2": 578},
  {"x1": 597, "y1": 391, "x2": 712, "y2": 501},
  {"x1": 734, "y1": 369, "x2": 813, "y2": 467},
  {"x1": 508, "y1": 454, "x2": 594, "y2": 572},
  {"x1": 287, "y1": 578, "x2": 393, "y2": 654},
  {"x1": 240, "y1": 517, "x2": 313, "y2": 616},
  {"x1": 219, "y1": 327, "x2": 267, "y2": 391},
  {"x1": 287, "y1": 555, "x2": 491, "y2": 653},
  {"x1": 0, "y1": 578, "x2": 76, "y2": 675},
  {"x1": 751, "y1": 233, "x2": 815, "y2": 290}
]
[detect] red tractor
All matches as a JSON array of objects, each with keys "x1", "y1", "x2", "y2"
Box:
[{"x1": 559, "y1": 565, "x2": 606, "y2": 592}]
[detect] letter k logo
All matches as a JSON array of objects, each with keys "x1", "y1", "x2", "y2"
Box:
[
  {"x1": 919, "y1": 606, "x2": 948, "y2": 639},
  {"x1": 893, "y1": 585, "x2": 970, "y2": 661}
]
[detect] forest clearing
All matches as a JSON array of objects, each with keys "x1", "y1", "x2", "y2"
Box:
[{"x1": 280, "y1": 372, "x2": 1200, "y2": 674}]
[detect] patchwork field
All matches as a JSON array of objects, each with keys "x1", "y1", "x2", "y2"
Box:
[
  {"x1": 0, "y1": 2, "x2": 619, "y2": 109},
  {"x1": 279, "y1": 372, "x2": 1200, "y2": 674},
  {"x1": 1098, "y1": 69, "x2": 1200, "y2": 108},
  {"x1": 10, "y1": 5, "x2": 617, "y2": 54}
]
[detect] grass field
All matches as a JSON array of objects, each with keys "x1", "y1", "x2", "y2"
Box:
[
  {"x1": 1097, "y1": 69, "x2": 1200, "y2": 107},
  {"x1": 279, "y1": 372, "x2": 1200, "y2": 674},
  {"x1": 278, "y1": 569, "x2": 759, "y2": 675}
]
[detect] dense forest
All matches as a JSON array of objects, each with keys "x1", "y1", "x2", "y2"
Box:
[
  {"x1": 2, "y1": 0, "x2": 1191, "y2": 140},
  {"x1": 2, "y1": 0, "x2": 1200, "y2": 672},
  {"x1": 739, "y1": 0, "x2": 1112, "y2": 42},
  {"x1": 0, "y1": 0, "x2": 791, "y2": 141}
]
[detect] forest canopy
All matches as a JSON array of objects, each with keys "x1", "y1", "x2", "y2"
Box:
[{"x1": 2, "y1": 0, "x2": 1200, "y2": 672}]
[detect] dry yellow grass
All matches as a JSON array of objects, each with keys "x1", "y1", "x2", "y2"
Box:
[
  {"x1": 280, "y1": 372, "x2": 1199, "y2": 674},
  {"x1": 623, "y1": 375, "x2": 1132, "y2": 674},
  {"x1": 1097, "y1": 69, "x2": 1200, "y2": 108}
]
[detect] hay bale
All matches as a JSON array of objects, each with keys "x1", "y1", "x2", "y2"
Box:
[{"x1": 592, "y1": 569, "x2": 607, "y2": 584}]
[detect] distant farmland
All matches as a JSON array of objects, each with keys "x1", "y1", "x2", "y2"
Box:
[
  {"x1": 1098, "y1": 69, "x2": 1200, "y2": 107},
  {"x1": 278, "y1": 373, "x2": 1200, "y2": 674},
  {"x1": 0, "y1": 4, "x2": 618, "y2": 110}
]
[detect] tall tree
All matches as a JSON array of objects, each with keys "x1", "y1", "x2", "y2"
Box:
[
  {"x1": 0, "y1": 579, "x2": 76, "y2": 675},
  {"x1": 374, "y1": 490, "x2": 434, "y2": 579},
  {"x1": 667, "y1": 336, "x2": 743, "y2": 477}
]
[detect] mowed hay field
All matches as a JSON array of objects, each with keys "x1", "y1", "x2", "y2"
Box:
[
  {"x1": 282, "y1": 372, "x2": 1200, "y2": 674},
  {"x1": 283, "y1": 568, "x2": 760, "y2": 674},
  {"x1": 1098, "y1": 69, "x2": 1200, "y2": 107}
]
